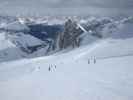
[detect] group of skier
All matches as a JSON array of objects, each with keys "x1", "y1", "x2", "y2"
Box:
[
  {"x1": 88, "y1": 57, "x2": 97, "y2": 64},
  {"x1": 48, "y1": 64, "x2": 56, "y2": 72},
  {"x1": 46, "y1": 57, "x2": 96, "y2": 72}
]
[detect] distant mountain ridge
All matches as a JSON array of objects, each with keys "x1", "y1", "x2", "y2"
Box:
[{"x1": 0, "y1": 15, "x2": 133, "y2": 62}]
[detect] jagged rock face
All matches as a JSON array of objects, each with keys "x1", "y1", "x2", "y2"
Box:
[
  {"x1": 58, "y1": 19, "x2": 83, "y2": 49},
  {"x1": 27, "y1": 24, "x2": 64, "y2": 52}
]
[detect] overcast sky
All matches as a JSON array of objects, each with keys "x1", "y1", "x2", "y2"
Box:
[{"x1": 0, "y1": 0, "x2": 133, "y2": 16}]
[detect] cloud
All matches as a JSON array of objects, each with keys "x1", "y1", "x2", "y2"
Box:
[
  {"x1": 55, "y1": 0, "x2": 133, "y2": 8},
  {"x1": 0, "y1": 0, "x2": 132, "y2": 16},
  {"x1": 0, "y1": 0, "x2": 133, "y2": 8}
]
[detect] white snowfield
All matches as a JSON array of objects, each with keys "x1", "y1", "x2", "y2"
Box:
[
  {"x1": 0, "y1": 37, "x2": 133, "y2": 100},
  {"x1": 0, "y1": 31, "x2": 48, "y2": 62},
  {"x1": 0, "y1": 32, "x2": 25, "y2": 62}
]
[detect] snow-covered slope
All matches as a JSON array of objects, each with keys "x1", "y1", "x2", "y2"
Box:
[
  {"x1": 0, "y1": 31, "x2": 51, "y2": 62},
  {"x1": 0, "y1": 37, "x2": 133, "y2": 100},
  {"x1": 0, "y1": 32, "x2": 25, "y2": 62}
]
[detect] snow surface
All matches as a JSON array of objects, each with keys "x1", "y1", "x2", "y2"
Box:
[
  {"x1": 0, "y1": 37, "x2": 133, "y2": 100},
  {"x1": 0, "y1": 31, "x2": 49, "y2": 62},
  {"x1": 0, "y1": 32, "x2": 15, "y2": 50},
  {"x1": 0, "y1": 32, "x2": 25, "y2": 62},
  {"x1": 0, "y1": 20, "x2": 29, "y2": 31}
]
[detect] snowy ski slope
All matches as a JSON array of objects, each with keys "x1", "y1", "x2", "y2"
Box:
[{"x1": 0, "y1": 37, "x2": 133, "y2": 100}]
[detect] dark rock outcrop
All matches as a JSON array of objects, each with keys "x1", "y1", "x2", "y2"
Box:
[{"x1": 58, "y1": 19, "x2": 84, "y2": 49}]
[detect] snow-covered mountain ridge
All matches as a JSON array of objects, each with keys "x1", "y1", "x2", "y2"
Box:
[{"x1": 0, "y1": 15, "x2": 133, "y2": 62}]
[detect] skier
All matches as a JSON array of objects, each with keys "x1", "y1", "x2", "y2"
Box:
[
  {"x1": 48, "y1": 65, "x2": 51, "y2": 71},
  {"x1": 88, "y1": 59, "x2": 90, "y2": 64},
  {"x1": 94, "y1": 57, "x2": 96, "y2": 64}
]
